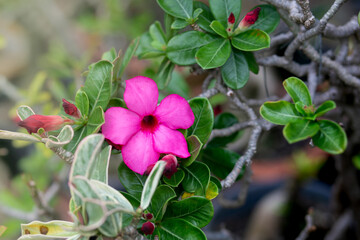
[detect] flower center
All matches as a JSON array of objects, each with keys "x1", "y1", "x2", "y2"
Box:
[{"x1": 141, "y1": 115, "x2": 158, "y2": 132}]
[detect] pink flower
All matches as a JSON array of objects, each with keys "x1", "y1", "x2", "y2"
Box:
[{"x1": 102, "y1": 76, "x2": 194, "y2": 175}]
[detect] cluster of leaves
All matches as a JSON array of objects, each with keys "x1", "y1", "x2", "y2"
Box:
[
  {"x1": 260, "y1": 77, "x2": 347, "y2": 154},
  {"x1": 136, "y1": 0, "x2": 279, "y2": 89}
]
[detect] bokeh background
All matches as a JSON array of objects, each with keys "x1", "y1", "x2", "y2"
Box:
[{"x1": 0, "y1": 0, "x2": 359, "y2": 239}]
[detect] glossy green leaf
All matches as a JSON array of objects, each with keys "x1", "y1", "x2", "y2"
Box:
[
  {"x1": 188, "y1": 97, "x2": 214, "y2": 144},
  {"x1": 182, "y1": 161, "x2": 210, "y2": 195},
  {"x1": 243, "y1": 51, "x2": 259, "y2": 74},
  {"x1": 163, "y1": 196, "x2": 213, "y2": 228},
  {"x1": 182, "y1": 135, "x2": 203, "y2": 167},
  {"x1": 193, "y1": 8, "x2": 203, "y2": 19},
  {"x1": 157, "y1": 0, "x2": 193, "y2": 20},
  {"x1": 121, "y1": 191, "x2": 140, "y2": 210},
  {"x1": 201, "y1": 147, "x2": 245, "y2": 180},
  {"x1": 221, "y1": 49, "x2": 249, "y2": 89},
  {"x1": 196, "y1": 38, "x2": 231, "y2": 69},
  {"x1": 19, "y1": 220, "x2": 78, "y2": 239},
  {"x1": 163, "y1": 169, "x2": 185, "y2": 187},
  {"x1": 83, "y1": 61, "x2": 113, "y2": 114},
  {"x1": 209, "y1": 0, "x2": 241, "y2": 26},
  {"x1": 118, "y1": 162, "x2": 147, "y2": 200},
  {"x1": 118, "y1": 37, "x2": 140, "y2": 78},
  {"x1": 295, "y1": 101, "x2": 307, "y2": 116},
  {"x1": 171, "y1": 19, "x2": 189, "y2": 29},
  {"x1": 315, "y1": 100, "x2": 336, "y2": 117},
  {"x1": 283, "y1": 77, "x2": 312, "y2": 105},
  {"x1": 0, "y1": 130, "x2": 40, "y2": 142},
  {"x1": 108, "y1": 98, "x2": 127, "y2": 108},
  {"x1": 232, "y1": 29, "x2": 270, "y2": 51},
  {"x1": 312, "y1": 120, "x2": 347, "y2": 154},
  {"x1": 101, "y1": 48, "x2": 117, "y2": 62},
  {"x1": 260, "y1": 101, "x2": 303, "y2": 125},
  {"x1": 149, "y1": 185, "x2": 176, "y2": 221},
  {"x1": 154, "y1": 218, "x2": 206, "y2": 240},
  {"x1": 210, "y1": 20, "x2": 228, "y2": 38},
  {"x1": 86, "y1": 106, "x2": 105, "y2": 135},
  {"x1": 210, "y1": 176, "x2": 222, "y2": 191},
  {"x1": 136, "y1": 32, "x2": 165, "y2": 59},
  {"x1": 205, "y1": 181, "x2": 219, "y2": 200},
  {"x1": 248, "y1": 5, "x2": 280, "y2": 34},
  {"x1": 17, "y1": 105, "x2": 35, "y2": 121},
  {"x1": 141, "y1": 160, "x2": 166, "y2": 210},
  {"x1": 208, "y1": 112, "x2": 240, "y2": 148},
  {"x1": 149, "y1": 21, "x2": 167, "y2": 46},
  {"x1": 75, "y1": 90, "x2": 89, "y2": 117},
  {"x1": 193, "y1": 1, "x2": 216, "y2": 33},
  {"x1": 155, "y1": 58, "x2": 175, "y2": 89},
  {"x1": 283, "y1": 119, "x2": 320, "y2": 144},
  {"x1": 167, "y1": 31, "x2": 215, "y2": 65}
]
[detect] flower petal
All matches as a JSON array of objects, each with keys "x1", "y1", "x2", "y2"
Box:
[
  {"x1": 122, "y1": 131, "x2": 160, "y2": 175},
  {"x1": 124, "y1": 76, "x2": 159, "y2": 116},
  {"x1": 102, "y1": 107, "x2": 141, "y2": 145},
  {"x1": 154, "y1": 94, "x2": 194, "y2": 129},
  {"x1": 153, "y1": 124, "x2": 190, "y2": 158}
]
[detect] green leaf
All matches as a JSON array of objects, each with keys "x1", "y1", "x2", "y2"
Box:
[
  {"x1": 150, "y1": 21, "x2": 167, "y2": 46},
  {"x1": 210, "y1": 176, "x2": 222, "y2": 191},
  {"x1": 182, "y1": 161, "x2": 210, "y2": 196},
  {"x1": 86, "y1": 106, "x2": 105, "y2": 135},
  {"x1": 149, "y1": 185, "x2": 176, "y2": 221},
  {"x1": 221, "y1": 49, "x2": 249, "y2": 89},
  {"x1": 283, "y1": 119, "x2": 320, "y2": 144},
  {"x1": 155, "y1": 58, "x2": 175, "y2": 89},
  {"x1": 42, "y1": 125, "x2": 74, "y2": 148},
  {"x1": 188, "y1": 97, "x2": 214, "y2": 144},
  {"x1": 208, "y1": 112, "x2": 240, "y2": 148},
  {"x1": 163, "y1": 169, "x2": 185, "y2": 187},
  {"x1": 182, "y1": 135, "x2": 203, "y2": 167},
  {"x1": 260, "y1": 101, "x2": 303, "y2": 125},
  {"x1": 171, "y1": 19, "x2": 189, "y2": 29},
  {"x1": 232, "y1": 29, "x2": 270, "y2": 51},
  {"x1": 19, "y1": 220, "x2": 78, "y2": 238},
  {"x1": 141, "y1": 160, "x2": 166, "y2": 210},
  {"x1": 205, "y1": 181, "x2": 219, "y2": 200},
  {"x1": 210, "y1": 20, "x2": 228, "y2": 38},
  {"x1": 118, "y1": 37, "x2": 140, "y2": 78},
  {"x1": 75, "y1": 90, "x2": 89, "y2": 117},
  {"x1": 118, "y1": 162, "x2": 147, "y2": 200},
  {"x1": 193, "y1": 1, "x2": 216, "y2": 33},
  {"x1": 136, "y1": 32, "x2": 164, "y2": 59},
  {"x1": 17, "y1": 105, "x2": 35, "y2": 121},
  {"x1": 64, "y1": 126, "x2": 87, "y2": 153},
  {"x1": 243, "y1": 51, "x2": 259, "y2": 74},
  {"x1": 167, "y1": 31, "x2": 215, "y2": 65},
  {"x1": 154, "y1": 218, "x2": 206, "y2": 240},
  {"x1": 248, "y1": 5, "x2": 280, "y2": 34},
  {"x1": 163, "y1": 196, "x2": 213, "y2": 228},
  {"x1": 196, "y1": 38, "x2": 231, "y2": 69},
  {"x1": 101, "y1": 48, "x2": 117, "y2": 62},
  {"x1": 157, "y1": 0, "x2": 193, "y2": 20},
  {"x1": 90, "y1": 146, "x2": 111, "y2": 184},
  {"x1": 312, "y1": 120, "x2": 347, "y2": 154},
  {"x1": 121, "y1": 191, "x2": 140, "y2": 210},
  {"x1": 209, "y1": 0, "x2": 241, "y2": 26},
  {"x1": 201, "y1": 147, "x2": 245, "y2": 180},
  {"x1": 352, "y1": 155, "x2": 360, "y2": 170},
  {"x1": 193, "y1": 8, "x2": 203, "y2": 19},
  {"x1": 0, "y1": 130, "x2": 40, "y2": 142},
  {"x1": 315, "y1": 100, "x2": 336, "y2": 117},
  {"x1": 108, "y1": 98, "x2": 127, "y2": 108},
  {"x1": 83, "y1": 60, "x2": 113, "y2": 114},
  {"x1": 283, "y1": 77, "x2": 312, "y2": 106}
]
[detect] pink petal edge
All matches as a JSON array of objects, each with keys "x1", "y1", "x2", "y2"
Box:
[
  {"x1": 154, "y1": 94, "x2": 194, "y2": 130},
  {"x1": 153, "y1": 124, "x2": 190, "y2": 158},
  {"x1": 122, "y1": 131, "x2": 160, "y2": 175},
  {"x1": 124, "y1": 76, "x2": 159, "y2": 117},
  {"x1": 102, "y1": 107, "x2": 141, "y2": 145}
]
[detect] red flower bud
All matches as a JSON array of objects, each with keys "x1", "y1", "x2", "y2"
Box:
[
  {"x1": 228, "y1": 12, "x2": 235, "y2": 24},
  {"x1": 105, "y1": 139, "x2": 122, "y2": 150},
  {"x1": 62, "y1": 99, "x2": 81, "y2": 118},
  {"x1": 145, "y1": 213, "x2": 154, "y2": 220},
  {"x1": 18, "y1": 115, "x2": 72, "y2": 134},
  {"x1": 162, "y1": 154, "x2": 178, "y2": 179},
  {"x1": 141, "y1": 222, "x2": 155, "y2": 235},
  {"x1": 239, "y1": 7, "x2": 261, "y2": 29}
]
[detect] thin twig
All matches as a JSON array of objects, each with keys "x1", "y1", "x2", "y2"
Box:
[{"x1": 295, "y1": 208, "x2": 316, "y2": 240}]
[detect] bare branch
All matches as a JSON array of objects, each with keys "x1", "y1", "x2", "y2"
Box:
[{"x1": 295, "y1": 209, "x2": 316, "y2": 240}]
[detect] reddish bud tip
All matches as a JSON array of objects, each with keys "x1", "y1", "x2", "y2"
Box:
[
  {"x1": 141, "y1": 222, "x2": 155, "y2": 235},
  {"x1": 144, "y1": 163, "x2": 156, "y2": 176},
  {"x1": 241, "y1": 7, "x2": 261, "y2": 27},
  {"x1": 18, "y1": 115, "x2": 69, "y2": 134},
  {"x1": 162, "y1": 154, "x2": 178, "y2": 179},
  {"x1": 62, "y1": 99, "x2": 81, "y2": 118},
  {"x1": 145, "y1": 213, "x2": 154, "y2": 220},
  {"x1": 228, "y1": 12, "x2": 235, "y2": 24},
  {"x1": 105, "y1": 139, "x2": 122, "y2": 150}
]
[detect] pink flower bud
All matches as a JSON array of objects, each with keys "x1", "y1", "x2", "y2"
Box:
[
  {"x1": 238, "y1": 7, "x2": 261, "y2": 29},
  {"x1": 62, "y1": 99, "x2": 81, "y2": 118},
  {"x1": 162, "y1": 154, "x2": 178, "y2": 179},
  {"x1": 141, "y1": 222, "x2": 155, "y2": 235},
  {"x1": 18, "y1": 115, "x2": 72, "y2": 134},
  {"x1": 228, "y1": 12, "x2": 235, "y2": 24},
  {"x1": 145, "y1": 213, "x2": 154, "y2": 220}
]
